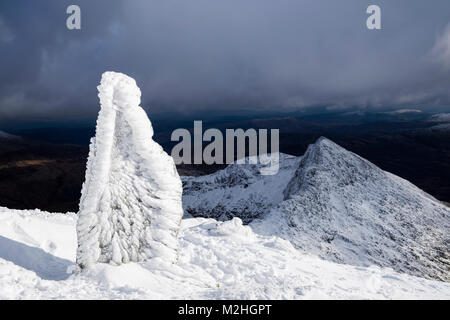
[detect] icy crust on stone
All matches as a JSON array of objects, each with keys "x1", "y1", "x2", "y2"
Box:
[
  {"x1": 257, "y1": 137, "x2": 450, "y2": 281},
  {"x1": 76, "y1": 72, "x2": 183, "y2": 268}
]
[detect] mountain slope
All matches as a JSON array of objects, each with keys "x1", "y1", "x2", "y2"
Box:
[
  {"x1": 182, "y1": 153, "x2": 301, "y2": 223},
  {"x1": 254, "y1": 138, "x2": 450, "y2": 281},
  {"x1": 182, "y1": 137, "x2": 450, "y2": 281}
]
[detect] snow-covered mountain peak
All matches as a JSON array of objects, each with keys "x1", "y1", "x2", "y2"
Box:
[
  {"x1": 283, "y1": 137, "x2": 385, "y2": 199},
  {"x1": 260, "y1": 137, "x2": 450, "y2": 281},
  {"x1": 184, "y1": 137, "x2": 450, "y2": 281}
]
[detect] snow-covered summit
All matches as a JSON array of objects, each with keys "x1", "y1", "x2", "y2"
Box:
[
  {"x1": 76, "y1": 72, "x2": 183, "y2": 268},
  {"x1": 183, "y1": 137, "x2": 450, "y2": 281},
  {"x1": 257, "y1": 137, "x2": 450, "y2": 281}
]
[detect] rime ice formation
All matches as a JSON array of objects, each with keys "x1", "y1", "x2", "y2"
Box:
[{"x1": 76, "y1": 72, "x2": 183, "y2": 269}]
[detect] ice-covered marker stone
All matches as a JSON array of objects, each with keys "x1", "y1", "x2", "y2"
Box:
[{"x1": 76, "y1": 71, "x2": 183, "y2": 269}]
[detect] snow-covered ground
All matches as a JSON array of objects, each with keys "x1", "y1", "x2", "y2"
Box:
[
  {"x1": 384, "y1": 109, "x2": 422, "y2": 115},
  {"x1": 425, "y1": 123, "x2": 450, "y2": 132},
  {"x1": 0, "y1": 130, "x2": 20, "y2": 140},
  {"x1": 428, "y1": 113, "x2": 450, "y2": 123},
  {"x1": 426, "y1": 113, "x2": 450, "y2": 131},
  {"x1": 1, "y1": 207, "x2": 449, "y2": 300}
]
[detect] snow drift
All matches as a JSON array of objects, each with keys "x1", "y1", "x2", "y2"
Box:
[
  {"x1": 76, "y1": 72, "x2": 183, "y2": 269},
  {"x1": 1, "y1": 207, "x2": 450, "y2": 299},
  {"x1": 184, "y1": 138, "x2": 450, "y2": 281}
]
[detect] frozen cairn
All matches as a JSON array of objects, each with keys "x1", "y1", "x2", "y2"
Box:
[{"x1": 76, "y1": 72, "x2": 183, "y2": 269}]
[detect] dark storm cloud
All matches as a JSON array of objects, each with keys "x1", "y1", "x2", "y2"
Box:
[{"x1": 1, "y1": 0, "x2": 450, "y2": 120}]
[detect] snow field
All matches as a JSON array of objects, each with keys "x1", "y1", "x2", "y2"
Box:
[{"x1": 1, "y1": 208, "x2": 449, "y2": 299}]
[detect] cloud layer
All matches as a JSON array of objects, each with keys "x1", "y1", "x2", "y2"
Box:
[{"x1": 1, "y1": 0, "x2": 450, "y2": 120}]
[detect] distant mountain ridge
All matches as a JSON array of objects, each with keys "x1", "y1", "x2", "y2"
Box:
[
  {"x1": 183, "y1": 137, "x2": 450, "y2": 281},
  {"x1": 0, "y1": 130, "x2": 21, "y2": 141},
  {"x1": 182, "y1": 153, "x2": 301, "y2": 223}
]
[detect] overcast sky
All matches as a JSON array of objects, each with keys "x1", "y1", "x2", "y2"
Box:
[{"x1": 1, "y1": 0, "x2": 450, "y2": 121}]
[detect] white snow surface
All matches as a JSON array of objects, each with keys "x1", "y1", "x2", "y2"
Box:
[
  {"x1": 428, "y1": 113, "x2": 450, "y2": 123},
  {"x1": 1, "y1": 207, "x2": 450, "y2": 300},
  {"x1": 184, "y1": 138, "x2": 450, "y2": 282},
  {"x1": 426, "y1": 113, "x2": 450, "y2": 131},
  {"x1": 385, "y1": 109, "x2": 422, "y2": 114},
  {"x1": 76, "y1": 72, "x2": 183, "y2": 268},
  {"x1": 0, "y1": 130, "x2": 20, "y2": 140},
  {"x1": 255, "y1": 138, "x2": 450, "y2": 281},
  {"x1": 426, "y1": 123, "x2": 450, "y2": 132}
]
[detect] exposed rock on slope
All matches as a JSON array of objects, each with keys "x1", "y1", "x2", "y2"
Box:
[
  {"x1": 183, "y1": 137, "x2": 450, "y2": 281},
  {"x1": 182, "y1": 154, "x2": 301, "y2": 223},
  {"x1": 76, "y1": 72, "x2": 183, "y2": 268},
  {"x1": 257, "y1": 138, "x2": 450, "y2": 281}
]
